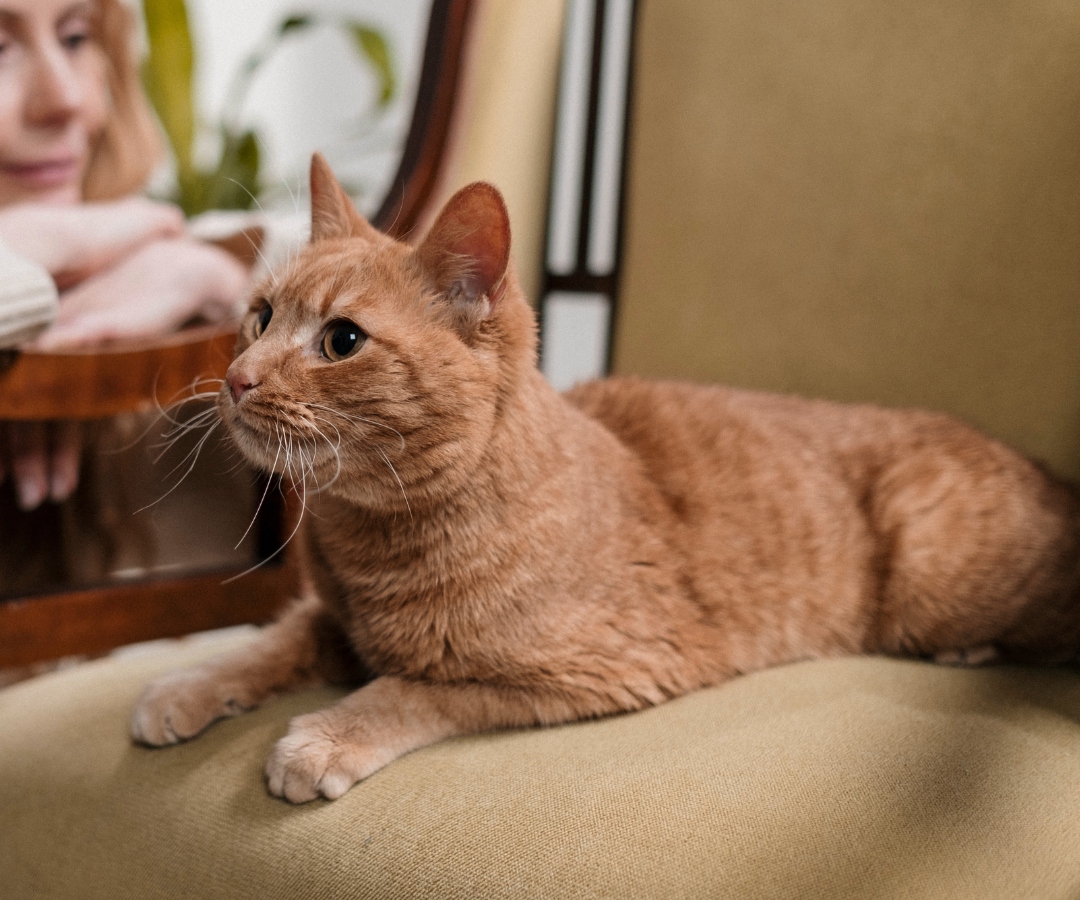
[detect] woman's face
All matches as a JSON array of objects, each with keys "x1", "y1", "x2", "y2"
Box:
[{"x1": 0, "y1": 0, "x2": 107, "y2": 206}]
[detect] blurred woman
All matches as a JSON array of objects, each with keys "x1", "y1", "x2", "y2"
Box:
[
  {"x1": 0, "y1": 0, "x2": 258, "y2": 592},
  {"x1": 0, "y1": 0, "x2": 251, "y2": 511}
]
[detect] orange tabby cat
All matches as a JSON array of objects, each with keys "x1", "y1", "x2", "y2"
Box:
[{"x1": 131, "y1": 154, "x2": 1080, "y2": 803}]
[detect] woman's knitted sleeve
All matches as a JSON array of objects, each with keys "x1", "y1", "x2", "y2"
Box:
[{"x1": 0, "y1": 239, "x2": 58, "y2": 349}]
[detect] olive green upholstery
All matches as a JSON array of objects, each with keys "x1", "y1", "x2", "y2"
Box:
[
  {"x1": 615, "y1": 0, "x2": 1080, "y2": 479},
  {"x1": 4, "y1": 630, "x2": 1080, "y2": 899}
]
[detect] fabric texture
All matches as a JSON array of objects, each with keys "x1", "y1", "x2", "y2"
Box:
[
  {"x1": 0, "y1": 238, "x2": 58, "y2": 349},
  {"x1": 422, "y1": 0, "x2": 566, "y2": 301},
  {"x1": 614, "y1": 0, "x2": 1080, "y2": 480},
  {"x1": 3, "y1": 629, "x2": 1080, "y2": 899}
]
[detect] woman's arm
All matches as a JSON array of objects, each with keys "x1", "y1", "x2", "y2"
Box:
[
  {"x1": 33, "y1": 237, "x2": 250, "y2": 349},
  {"x1": 0, "y1": 197, "x2": 184, "y2": 349},
  {"x1": 0, "y1": 203, "x2": 230, "y2": 510},
  {"x1": 0, "y1": 420, "x2": 82, "y2": 511},
  {"x1": 0, "y1": 198, "x2": 184, "y2": 289}
]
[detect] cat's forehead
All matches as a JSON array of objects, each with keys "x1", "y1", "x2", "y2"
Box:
[{"x1": 274, "y1": 241, "x2": 418, "y2": 319}]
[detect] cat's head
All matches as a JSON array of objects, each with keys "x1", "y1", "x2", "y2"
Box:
[{"x1": 218, "y1": 153, "x2": 537, "y2": 509}]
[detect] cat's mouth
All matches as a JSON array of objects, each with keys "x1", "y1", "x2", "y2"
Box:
[
  {"x1": 221, "y1": 402, "x2": 336, "y2": 482},
  {"x1": 221, "y1": 392, "x2": 410, "y2": 497}
]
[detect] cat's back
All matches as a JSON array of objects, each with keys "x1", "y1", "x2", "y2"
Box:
[
  {"x1": 562, "y1": 374, "x2": 1061, "y2": 577},
  {"x1": 564, "y1": 376, "x2": 878, "y2": 488},
  {"x1": 563, "y1": 376, "x2": 892, "y2": 661},
  {"x1": 562, "y1": 377, "x2": 1080, "y2": 666},
  {"x1": 563, "y1": 375, "x2": 986, "y2": 493},
  {"x1": 564, "y1": 375, "x2": 880, "y2": 558}
]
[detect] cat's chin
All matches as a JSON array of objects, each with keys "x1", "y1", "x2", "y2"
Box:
[
  {"x1": 222, "y1": 413, "x2": 343, "y2": 488},
  {"x1": 220, "y1": 414, "x2": 280, "y2": 473},
  {"x1": 220, "y1": 411, "x2": 259, "y2": 441}
]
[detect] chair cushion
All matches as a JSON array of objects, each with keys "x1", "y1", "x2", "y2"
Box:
[{"x1": 4, "y1": 629, "x2": 1080, "y2": 899}]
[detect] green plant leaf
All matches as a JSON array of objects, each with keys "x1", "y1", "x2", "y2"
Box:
[
  {"x1": 228, "y1": 129, "x2": 261, "y2": 208},
  {"x1": 279, "y1": 14, "x2": 314, "y2": 35},
  {"x1": 141, "y1": 0, "x2": 196, "y2": 182},
  {"x1": 346, "y1": 24, "x2": 395, "y2": 108},
  {"x1": 200, "y1": 129, "x2": 261, "y2": 213},
  {"x1": 175, "y1": 169, "x2": 207, "y2": 217}
]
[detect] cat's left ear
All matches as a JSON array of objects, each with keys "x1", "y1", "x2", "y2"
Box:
[
  {"x1": 309, "y1": 152, "x2": 382, "y2": 243},
  {"x1": 417, "y1": 182, "x2": 511, "y2": 315}
]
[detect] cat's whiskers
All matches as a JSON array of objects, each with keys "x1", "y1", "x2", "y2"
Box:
[
  {"x1": 153, "y1": 403, "x2": 217, "y2": 440},
  {"x1": 151, "y1": 406, "x2": 221, "y2": 463},
  {"x1": 305, "y1": 418, "x2": 343, "y2": 490},
  {"x1": 282, "y1": 169, "x2": 299, "y2": 215},
  {"x1": 167, "y1": 417, "x2": 220, "y2": 478},
  {"x1": 152, "y1": 402, "x2": 222, "y2": 451},
  {"x1": 290, "y1": 440, "x2": 305, "y2": 487},
  {"x1": 273, "y1": 423, "x2": 285, "y2": 477},
  {"x1": 294, "y1": 435, "x2": 328, "y2": 501},
  {"x1": 284, "y1": 430, "x2": 311, "y2": 493},
  {"x1": 294, "y1": 435, "x2": 313, "y2": 489},
  {"x1": 247, "y1": 234, "x2": 278, "y2": 289},
  {"x1": 297, "y1": 409, "x2": 406, "y2": 512},
  {"x1": 222, "y1": 457, "x2": 308, "y2": 586},
  {"x1": 223, "y1": 177, "x2": 280, "y2": 288},
  {"x1": 234, "y1": 432, "x2": 285, "y2": 550},
  {"x1": 300, "y1": 407, "x2": 410, "y2": 513},
  {"x1": 107, "y1": 380, "x2": 224, "y2": 457},
  {"x1": 304, "y1": 441, "x2": 328, "y2": 502},
  {"x1": 303, "y1": 401, "x2": 407, "y2": 452},
  {"x1": 377, "y1": 447, "x2": 413, "y2": 521},
  {"x1": 154, "y1": 378, "x2": 226, "y2": 426},
  {"x1": 140, "y1": 378, "x2": 225, "y2": 459},
  {"x1": 383, "y1": 180, "x2": 408, "y2": 237},
  {"x1": 136, "y1": 419, "x2": 222, "y2": 514},
  {"x1": 280, "y1": 428, "x2": 293, "y2": 481}
]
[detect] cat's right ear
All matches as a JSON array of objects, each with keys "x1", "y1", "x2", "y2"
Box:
[
  {"x1": 416, "y1": 182, "x2": 511, "y2": 317},
  {"x1": 309, "y1": 152, "x2": 381, "y2": 243}
]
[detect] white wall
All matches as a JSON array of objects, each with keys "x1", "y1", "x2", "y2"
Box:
[{"x1": 182, "y1": 0, "x2": 432, "y2": 215}]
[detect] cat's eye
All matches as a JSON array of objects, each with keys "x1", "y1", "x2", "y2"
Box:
[
  {"x1": 322, "y1": 320, "x2": 366, "y2": 361},
  {"x1": 252, "y1": 304, "x2": 272, "y2": 337}
]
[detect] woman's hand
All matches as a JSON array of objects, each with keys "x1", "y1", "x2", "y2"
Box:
[
  {"x1": 0, "y1": 197, "x2": 184, "y2": 289},
  {"x1": 33, "y1": 237, "x2": 250, "y2": 349},
  {"x1": 0, "y1": 420, "x2": 83, "y2": 510}
]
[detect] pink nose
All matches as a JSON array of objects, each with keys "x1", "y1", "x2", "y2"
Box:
[{"x1": 227, "y1": 371, "x2": 260, "y2": 403}]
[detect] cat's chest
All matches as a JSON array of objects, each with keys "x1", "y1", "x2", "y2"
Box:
[{"x1": 306, "y1": 516, "x2": 499, "y2": 680}]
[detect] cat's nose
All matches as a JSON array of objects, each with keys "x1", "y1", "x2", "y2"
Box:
[{"x1": 227, "y1": 370, "x2": 260, "y2": 403}]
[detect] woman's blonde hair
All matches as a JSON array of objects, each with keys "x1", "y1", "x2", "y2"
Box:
[{"x1": 81, "y1": 0, "x2": 163, "y2": 201}]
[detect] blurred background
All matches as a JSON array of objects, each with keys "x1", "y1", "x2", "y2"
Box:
[{"x1": 143, "y1": 0, "x2": 431, "y2": 216}]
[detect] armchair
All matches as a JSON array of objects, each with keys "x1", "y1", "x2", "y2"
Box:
[{"x1": 4, "y1": 1, "x2": 1080, "y2": 897}]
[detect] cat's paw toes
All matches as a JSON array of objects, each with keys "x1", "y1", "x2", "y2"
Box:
[
  {"x1": 130, "y1": 669, "x2": 253, "y2": 746},
  {"x1": 265, "y1": 713, "x2": 381, "y2": 803}
]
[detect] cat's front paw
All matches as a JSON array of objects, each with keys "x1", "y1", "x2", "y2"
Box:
[
  {"x1": 130, "y1": 668, "x2": 255, "y2": 746},
  {"x1": 265, "y1": 712, "x2": 386, "y2": 803}
]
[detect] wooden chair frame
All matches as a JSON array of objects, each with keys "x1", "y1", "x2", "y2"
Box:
[{"x1": 0, "y1": 0, "x2": 475, "y2": 669}]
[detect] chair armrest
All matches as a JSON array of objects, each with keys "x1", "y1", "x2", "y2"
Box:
[{"x1": 0, "y1": 326, "x2": 237, "y2": 421}]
